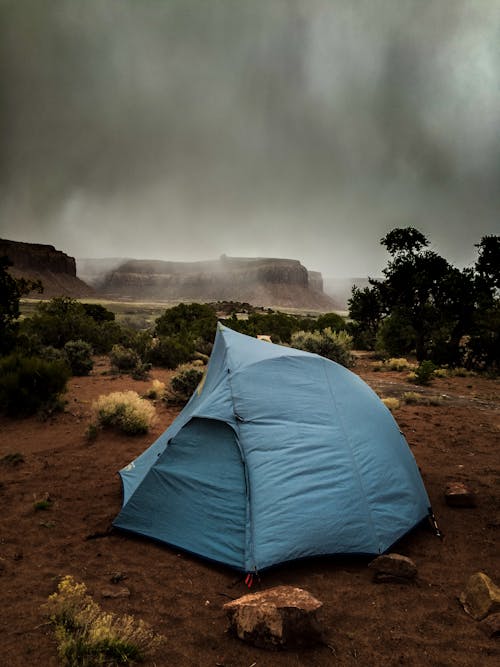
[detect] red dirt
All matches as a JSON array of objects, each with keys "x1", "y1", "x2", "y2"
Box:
[{"x1": 0, "y1": 356, "x2": 499, "y2": 666}]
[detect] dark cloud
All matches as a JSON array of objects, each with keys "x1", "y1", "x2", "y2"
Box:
[{"x1": 1, "y1": 0, "x2": 499, "y2": 276}]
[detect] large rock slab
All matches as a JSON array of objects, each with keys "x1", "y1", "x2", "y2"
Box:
[
  {"x1": 445, "y1": 481, "x2": 477, "y2": 508},
  {"x1": 223, "y1": 585, "x2": 323, "y2": 649},
  {"x1": 369, "y1": 553, "x2": 417, "y2": 582},
  {"x1": 460, "y1": 572, "x2": 500, "y2": 620},
  {"x1": 479, "y1": 613, "x2": 500, "y2": 638}
]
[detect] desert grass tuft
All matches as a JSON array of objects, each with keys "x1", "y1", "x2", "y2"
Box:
[
  {"x1": 33, "y1": 493, "x2": 52, "y2": 511},
  {"x1": 381, "y1": 397, "x2": 400, "y2": 411},
  {"x1": 144, "y1": 379, "x2": 166, "y2": 400},
  {"x1": 44, "y1": 575, "x2": 163, "y2": 666},
  {"x1": 373, "y1": 357, "x2": 416, "y2": 372},
  {"x1": 401, "y1": 392, "x2": 444, "y2": 406}
]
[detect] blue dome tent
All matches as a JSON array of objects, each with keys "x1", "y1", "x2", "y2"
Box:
[{"x1": 113, "y1": 324, "x2": 430, "y2": 572}]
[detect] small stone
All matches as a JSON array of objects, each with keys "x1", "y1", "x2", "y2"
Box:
[
  {"x1": 369, "y1": 553, "x2": 417, "y2": 582},
  {"x1": 445, "y1": 482, "x2": 476, "y2": 507},
  {"x1": 101, "y1": 586, "x2": 130, "y2": 599},
  {"x1": 460, "y1": 572, "x2": 500, "y2": 620},
  {"x1": 223, "y1": 585, "x2": 323, "y2": 649},
  {"x1": 479, "y1": 613, "x2": 500, "y2": 638}
]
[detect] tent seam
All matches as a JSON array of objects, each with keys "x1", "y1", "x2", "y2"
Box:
[
  {"x1": 225, "y1": 345, "x2": 255, "y2": 573},
  {"x1": 321, "y1": 358, "x2": 381, "y2": 553}
]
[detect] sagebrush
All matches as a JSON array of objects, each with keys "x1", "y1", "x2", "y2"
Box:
[
  {"x1": 290, "y1": 328, "x2": 354, "y2": 368},
  {"x1": 44, "y1": 575, "x2": 163, "y2": 666},
  {"x1": 168, "y1": 366, "x2": 204, "y2": 404},
  {"x1": 92, "y1": 391, "x2": 156, "y2": 435}
]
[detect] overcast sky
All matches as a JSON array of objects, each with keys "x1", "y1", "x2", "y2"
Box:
[{"x1": 1, "y1": 1, "x2": 499, "y2": 277}]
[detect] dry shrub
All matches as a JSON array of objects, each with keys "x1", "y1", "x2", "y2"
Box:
[
  {"x1": 145, "y1": 379, "x2": 166, "y2": 400},
  {"x1": 92, "y1": 391, "x2": 156, "y2": 435},
  {"x1": 44, "y1": 575, "x2": 163, "y2": 666},
  {"x1": 374, "y1": 357, "x2": 416, "y2": 372},
  {"x1": 381, "y1": 397, "x2": 400, "y2": 411},
  {"x1": 401, "y1": 392, "x2": 444, "y2": 406}
]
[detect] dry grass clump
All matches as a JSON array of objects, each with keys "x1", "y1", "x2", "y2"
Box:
[
  {"x1": 448, "y1": 367, "x2": 476, "y2": 378},
  {"x1": 381, "y1": 397, "x2": 400, "y2": 411},
  {"x1": 44, "y1": 575, "x2": 163, "y2": 666},
  {"x1": 373, "y1": 358, "x2": 416, "y2": 372},
  {"x1": 401, "y1": 392, "x2": 444, "y2": 406},
  {"x1": 92, "y1": 391, "x2": 156, "y2": 435},
  {"x1": 144, "y1": 379, "x2": 166, "y2": 400}
]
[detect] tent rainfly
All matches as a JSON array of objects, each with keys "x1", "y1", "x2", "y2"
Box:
[{"x1": 113, "y1": 324, "x2": 431, "y2": 573}]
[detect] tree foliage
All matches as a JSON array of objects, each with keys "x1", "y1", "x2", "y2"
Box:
[
  {"x1": 0, "y1": 353, "x2": 69, "y2": 417},
  {"x1": 348, "y1": 227, "x2": 499, "y2": 370},
  {"x1": 0, "y1": 256, "x2": 42, "y2": 354},
  {"x1": 20, "y1": 297, "x2": 124, "y2": 353},
  {"x1": 154, "y1": 302, "x2": 218, "y2": 344}
]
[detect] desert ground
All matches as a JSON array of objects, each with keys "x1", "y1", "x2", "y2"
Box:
[{"x1": 0, "y1": 354, "x2": 498, "y2": 666}]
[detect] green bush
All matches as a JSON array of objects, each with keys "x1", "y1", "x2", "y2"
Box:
[
  {"x1": 409, "y1": 360, "x2": 437, "y2": 386},
  {"x1": 41, "y1": 346, "x2": 69, "y2": 365},
  {"x1": 64, "y1": 340, "x2": 94, "y2": 376},
  {"x1": 92, "y1": 391, "x2": 156, "y2": 435},
  {"x1": 147, "y1": 335, "x2": 194, "y2": 369},
  {"x1": 315, "y1": 312, "x2": 346, "y2": 332},
  {"x1": 81, "y1": 303, "x2": 115, "y2": 323},
  {"x1": 290, "y1": 328, "x2": 355, "y2": 368},
  {"x1": 109, "y1": 344, "x2": 140, "y2": 372},
  {"x1": 0, "y1": 354, "x2": 70, "y2": 417},
  {"x1": 20, "y1": 297, "x2": 126, "y2": 354},
  {"x1": 375, "y1": 313, "x2": 416, "y2": 357},
  {"x1": 155, "y1": 302, "x2": 217, "y2": 344},
  {"x1": 169, "y1": 366, "x2": 204, "y2": 404},
  {"x1": 228, "y1": 311, "x2": 298, "y2": 343}
]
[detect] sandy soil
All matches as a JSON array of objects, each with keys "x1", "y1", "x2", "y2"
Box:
[{"x1": 0, "y1": 355, "x2": 499, "y2": 666}]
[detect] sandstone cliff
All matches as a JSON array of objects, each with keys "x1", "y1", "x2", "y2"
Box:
[
  {"x1": 0, "y1": 239, "x2": 94, "y2": 298},
  {"x1": 81, "y1": 255, "x2": 337, "y2": 310}
]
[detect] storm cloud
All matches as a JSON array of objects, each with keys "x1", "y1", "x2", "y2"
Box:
[{"x1": 1, "y1": 0, "x2": 499, "y2": 277}]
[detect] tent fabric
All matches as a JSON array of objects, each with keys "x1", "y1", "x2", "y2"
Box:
[{"x1": 114, "y1": 324, "x2": 430, "y2": 572}]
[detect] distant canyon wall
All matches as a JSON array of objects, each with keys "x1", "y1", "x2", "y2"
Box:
[
  {"x1": 79, "y1": 255, "x2": 338, "y2": 310},
  {"x1": 1, "y1": 237, "x2": 340, "y2": 310},
  {"x1": 0, "y1": 238, "x2": 94, "y2": 298}
]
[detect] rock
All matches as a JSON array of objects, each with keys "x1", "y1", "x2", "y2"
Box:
[
  {"x1": 445, "y1": 482, "x2": 477, "y2": 508},
  {"x1": 101, "y1": 586, "x2": 131, "y2": 599},
  {"x1": 88, "y1": 255, "x2": 338, "y2": 310},
  {"x1": 479, "y1": 613, "x2": 500, "y2": 638},
  {"x1": 223, "y1": 585, "x2": 323, "y2": 649},
  {"x1": 460, "y1": 572, "x2": 500, "y2": 620},
  {"x1": 0, "y1": 238, "x2": 94, "y2": 298},
  {"x1": 369, "y1": 553, "x2": 417, "y2": 582}
]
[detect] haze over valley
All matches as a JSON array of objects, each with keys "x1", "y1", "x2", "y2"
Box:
[{"x1": 1, "y1": 1, "x2": 499, "y2": 281}]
